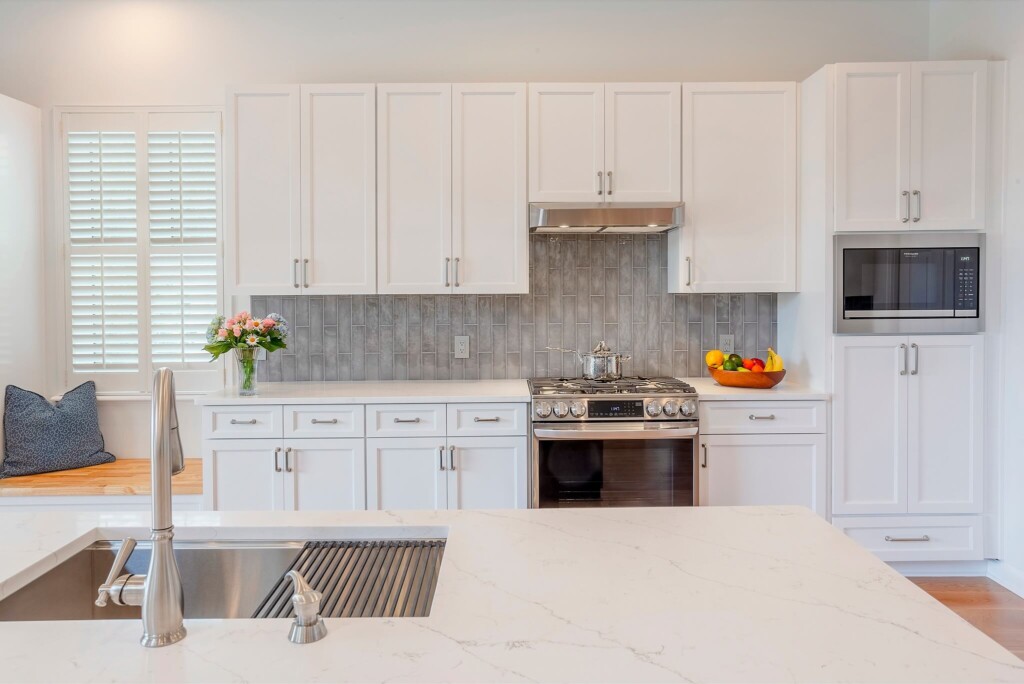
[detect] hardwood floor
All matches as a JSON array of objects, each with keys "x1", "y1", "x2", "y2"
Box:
[{"x1": 911, "y1": 577, "x2": 1024, "y2": 660}]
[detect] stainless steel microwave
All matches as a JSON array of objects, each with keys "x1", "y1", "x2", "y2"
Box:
[{"x1": 835, "y1": 233, "x2": 983, "y2": 334}]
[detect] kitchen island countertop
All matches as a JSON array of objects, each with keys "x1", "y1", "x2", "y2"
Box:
[{"x1": 0, "y1": 506, "x2": 1019, "y2": 683}]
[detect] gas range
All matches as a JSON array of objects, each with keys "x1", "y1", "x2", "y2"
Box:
[{"x1": 528, "y1": 376, "x2": 699, "y2": 422}]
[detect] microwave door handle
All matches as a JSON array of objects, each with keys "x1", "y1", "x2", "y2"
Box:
[{"x1": 532, "y1": 426, "x2": 699, "y2": 440}]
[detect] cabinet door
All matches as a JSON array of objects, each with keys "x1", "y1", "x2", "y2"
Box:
[
  {"x1": 452, "y1": 84, "x2": 529, "y2": 294},
  {"x1": 604, "y1": 83, "x2": 680, "y2": 203},
  {"x1": 284, "y1": 439, "x2": 366, "y2": 511},
  {"x1": 376, "y1": 84, "x2": 452, "y2": 294},
  {"x1": 833, "y1": 336, "x2": 908, "y2": 514},
  {"x1": 300, "y1": 85, "x2": 376, "y2": 294},
  {"x1": 366, "y1": 438, "x2": 447, "y2": 510},
  {"x1": 907, "y1": 336, "x2": 983, "y2": 514},
  {"x1": 673, "y1": 83, "x2": 796, "y2": 293},
  {"x1": 203, "y1": 439, "x2": 284, "y2": 511},
  {"x1": 698, "y1": 434, "x2": 826, "y2": 516},
  {"x1": 834, "y1": 63, "x2": 912, "y2": 232},
  {"x1": 528, "y1": 83, "x2": 604, "y2": 202},
  {"x1": 447, "y1": 437, "x2": 528, "y2": 510},
  {"x1": 910, "y1": 61, "x2": 987, "y2": 231},
  {"x1": 226, "y1": 86, "x2": 301, "y2": 294}
]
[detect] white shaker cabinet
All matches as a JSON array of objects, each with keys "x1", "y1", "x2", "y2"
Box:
[
  {"x1": 284, "y1": 439, "x2": 367, "y2": 512},
  {"x1": 698, "y1": 434, "x2": 826, "y2": 515},
  {"x1": 670, "y1": 82, "x2": 797, "y2": 293},
  {"x1": 204, "y1": 439, "x2": 284, "y2": 512},
  {"x1": 447, "y1": 437, "x2": 529, "y2": 510},
  {"x1": 226, "y1": 85, "x2": 301, "y2": 294},
  {"x1": 452, "y1": 84, "x2": 529, "y2": 294},
  {"x1": 833, "y1": 335, "x2": 983, "y2": 516},
  {"x1": 300, "y1": 84, "x2": 376, "y2": 294},
  {"x1": 834, "y1": 61, "x2": 986, "y2": 232},
  {"x1": 376, "y1": 84, "x2": 453, "y2": 295},
  {"x1": 366, "y1": 438, "x2": 448, "y2": 511},
  {"x1": 528, "y1": 82, "x2": 680, "y2": 203}
]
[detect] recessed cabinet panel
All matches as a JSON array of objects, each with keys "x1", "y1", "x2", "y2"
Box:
[
  {"x1": 604, "y1": 83, "x2": 680, "y2": 203},
  {"x1": 447, "y1": 437, "x2": 528, "y2": 510},
  {"x1": 300, "y1": 85, "x2": 376, "y2": 294},
  {"x1": 834, "y1": 64, "x2": 912, "y2": 232},
  {"x1": 204, "y1": 440, "x2": 283, "y2": 511},
  {"x1": 226, "y1": 86, "x2": 301, "y2": 293},
  {"x1": 376, "y1": 84, "x2": 452, "y2": 294},
  {"x1": 528, "y1": 83, "x2": 604, "y2": 202},
  {"x1": 452, "y1": 84, "x2": 528, "y2": 294},
  {"x1": 366, "y1": 438, "x2": 447, "y2": 511},
  {"x1": 285, "y1": 439, "x2": 366, "y2": 512}
]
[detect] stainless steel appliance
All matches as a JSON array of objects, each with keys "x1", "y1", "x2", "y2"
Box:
[
  {"x1": 835, "y1": 233, "x2": 984, "y2": 334},
  {"x1": 529, "y1": 377, "x2": 699, "y2": 508},
  {"x1": 529, "y1": 203, "x2": 683, "y2": 234},
  {"x1": 546, "y1": 341, "x2": 631, "y2": 381}
]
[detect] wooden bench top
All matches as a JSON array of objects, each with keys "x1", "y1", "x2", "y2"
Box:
[{"x1": 0, "y1": 458, "x2": 203, "y2": 497}]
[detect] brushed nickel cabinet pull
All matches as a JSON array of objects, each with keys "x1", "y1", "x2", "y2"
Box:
[
  {"x1": 284, "y1": 447, "x2": 293, "y2": 473},
  {"x1": 393, "y1": 417, "x2": 422, "y2": 424},
  {"x1": 473, "y1": 416, "x2": 500, "y2": 423},
  {"x1": 311, "y1": 418, "x2": 339, "y2": 425},
  {"x1": 444, "y1": 257, "x2": 451, "y2": 287},
  {"x1": 910, "y1": 342, "x2": 919, "y2": 375},
  {"x1": 607, "y1": 170, "x2": 613, "y2": 196},
  {"x1": 884, "y1": 535, "x2": 930, "y2": 542},
  {"x1": 912, "y1": 190, "x2": 921, "y2": 222},
  {"x1": 597, "y1": 171, "x2": 603, "y2": 196},
  {"x1": 273, "y1": 447, "x2": 282, "y2": 473},
  {"x1": 901, "y1": 191, "x2": 910, "y2": 223},
  {"x1": 748, "y1": 414, "x2": 776, "y2": 421},
  {"x1": 899, "y1": 343, "x2": 908, "y2": 376},
  {"x1": 453, "y1": 257, "x2": 461, "y2": 287},
  {"x1": 230, "y1": 418, "x2": 258, "y2": 425},
  {"x1": 685, "y1": 257, "x2": 692, "y2": 287},
  {"x1": 701, "y1": 443, "x2": 708, "y2": 468},
  {"x1": 439, "y1": 445, "x2": 446, "y2": 471},
  {"x1": 448, "y1": 445, "x2": 456, "y2": 471},
  {"x1": 293, "y1": 258, "x2": 300, "y2": 288},
  {"x1": 303, "y1": 258, "x2": 310, "y2": 288}
]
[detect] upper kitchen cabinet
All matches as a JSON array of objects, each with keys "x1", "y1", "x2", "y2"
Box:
[
  {"x1": 528, "y1": 83, "x2": 680, "y2": 203},
  {"x1": 226, "y1": 85, "x2": 301, "y2": 295},
  {"x1": 378, "y1": 83, "x2": 528, "y2": 295},
  {"x1": 452, "y1": 84, "x2": 529, "y2": 294},
  {"x1": 670, "y1": 82, "x2": 797, "y2": 293},
  {"x1": 835, "y1": 61, "x2": 987, "y2": 232},
  {"x1": 300, "y1": 84, "x2": 376, "y2": 294},
  {"x1": 226, "y1": 84, "x2": 377, "y2": 296}
]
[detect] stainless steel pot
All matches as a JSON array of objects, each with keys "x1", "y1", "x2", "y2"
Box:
[{"x1": 546, "y1": 341, "x2": 632, "y2": 381}]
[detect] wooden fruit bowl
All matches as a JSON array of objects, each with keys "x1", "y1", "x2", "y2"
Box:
[{"x1": 708, "y1": 367, "x2": 786, "y2": 389}]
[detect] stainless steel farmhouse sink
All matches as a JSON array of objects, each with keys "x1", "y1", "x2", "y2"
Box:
[{"x1": 0, "y1": 538, "x2": 445, "y2": 622}]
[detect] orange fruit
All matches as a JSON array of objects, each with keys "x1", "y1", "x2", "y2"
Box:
[{"x1": 705, "y1": 350, "x2": 724, "y2": 368}]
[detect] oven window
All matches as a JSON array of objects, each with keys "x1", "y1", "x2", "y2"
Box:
[{"x1": 537, "y1": 438, "x2": 694, "y2": 508}]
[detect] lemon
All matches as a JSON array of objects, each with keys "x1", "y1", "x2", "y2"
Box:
[{"x1": 705, "y1": 350, "x2": 724, "y2": 368}]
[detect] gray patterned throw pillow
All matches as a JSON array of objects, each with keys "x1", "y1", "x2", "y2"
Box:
[{"x1": 1, "y1": 381, "x2": 115, "y2": 478}]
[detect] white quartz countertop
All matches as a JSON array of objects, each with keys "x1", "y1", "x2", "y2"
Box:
[
  {"x1": 680, "y1": 376, "x2": 830, "y2": 401},
  {"x1": 0, "y1": 507, "x2": 1019, "y2": 683},
  {"x1": 194, "y1": 379, "x2": 530, "y2": 405}
]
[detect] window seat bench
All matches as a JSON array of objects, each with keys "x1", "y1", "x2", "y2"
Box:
[{"x1": 0, "y1": 458, "x2": 203, "y2": 511}]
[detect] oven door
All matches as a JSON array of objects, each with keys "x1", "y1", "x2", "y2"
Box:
[{"x1": 531, "y1": 423, "x2": 698, "y2": 508}]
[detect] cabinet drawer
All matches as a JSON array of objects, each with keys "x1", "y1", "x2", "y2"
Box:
[
  {"x1": 699, "y1": 401, "x2": 826, "y2": 434},
  {"x1": 284, "y1": 405, "x2": 365, "y2": 438},
  {"x1": 832, "y1": 516, "x2": 983, "y2": 562},
  {"x1": 203, "y1": 406, "x2": 283, "y2": 439},
  {"x1": 447, "y1": 404, "x2": 527, "y2": 436},
  {"x1": 366, "y1": 404, "x2": 446, "y2": 437}
]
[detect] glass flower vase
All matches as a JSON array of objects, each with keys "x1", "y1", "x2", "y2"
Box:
[{"x1": 234, "y1": 347, "x2": 260, "y2": 396}]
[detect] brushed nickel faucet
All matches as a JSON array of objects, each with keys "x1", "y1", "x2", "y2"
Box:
[{"x1": 95, "y1": 368, "x2": 187, "y2": 647}]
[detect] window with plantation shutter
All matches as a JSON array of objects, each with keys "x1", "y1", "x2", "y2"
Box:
[{"x1": 61, "y1": 109, "x2": 222, "y2": 393}]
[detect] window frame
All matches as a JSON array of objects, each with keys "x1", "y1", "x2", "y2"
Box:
[{"x1": 55, "y1": 106, "x2": 225, "y2": 394}]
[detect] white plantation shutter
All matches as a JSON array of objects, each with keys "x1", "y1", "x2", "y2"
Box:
[{"x1": 62, "y1": 109, "x2": 222, "y2": 392}]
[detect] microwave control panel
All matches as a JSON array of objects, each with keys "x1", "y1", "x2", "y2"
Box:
[{"x1": 954, "y1": 248, "x2": 980, "y2": 316}]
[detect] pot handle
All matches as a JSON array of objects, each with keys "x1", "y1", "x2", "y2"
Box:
[
  {"x1": 619, "y1": 355, "x2": 632, "y2": 362},
  {"x1": 545, "y1": 346, "x2": 583, "y2": 362}
]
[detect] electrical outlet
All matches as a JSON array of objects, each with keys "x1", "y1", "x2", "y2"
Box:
[
  {"x1": 719, "y1": 334, "x2": 735, "y2": 355},
  {"x1": 454, "y1": 335, "x2": 470, "y2": 359}
]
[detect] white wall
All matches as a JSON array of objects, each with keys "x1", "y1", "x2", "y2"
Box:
[
  {"x1": 929, "y1": 0, "x2": 1024, "y2": 586},
  {"x1": 0, "y1": 0, "x2": 933, "y2": 459}
]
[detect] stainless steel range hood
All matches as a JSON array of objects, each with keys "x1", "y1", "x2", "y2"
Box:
[{"x1": 529, "y1": 203, "x2": 684, "y2": 234}]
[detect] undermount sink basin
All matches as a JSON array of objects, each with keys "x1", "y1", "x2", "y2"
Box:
[{"x1": 0, "y1": 538, "x2": 445, "y2": 622}]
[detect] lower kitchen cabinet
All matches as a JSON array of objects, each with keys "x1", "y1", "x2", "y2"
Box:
[
  {"x1": 698, "y1": 433, "x2": 826, "y2": 515},
  {"x1": 366, "y1": 436, "x2": 528, "y2": 511},
  {"x1": 204, "y1": 438, "x2": 365, "y2": 512}
]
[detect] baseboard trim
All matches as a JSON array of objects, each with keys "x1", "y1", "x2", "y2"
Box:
[
  {"x1": 888, "y1": 560, "x2": 989, "y2": 577},
  {"x1": 987, "y1": 560, "x2": 1024, "y2": 598}
]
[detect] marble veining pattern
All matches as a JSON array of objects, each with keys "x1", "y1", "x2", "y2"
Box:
[
  {"x1": 0, "y1": 507, "x2": 1020, "y2": 683},
  {"x1": 252, "y1": 234, "x2": 778, "y2": 383}
]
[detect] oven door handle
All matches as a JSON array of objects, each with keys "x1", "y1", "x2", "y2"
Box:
[{"x1": 533, "y1": 426, "x2": 699, "y2": 440}]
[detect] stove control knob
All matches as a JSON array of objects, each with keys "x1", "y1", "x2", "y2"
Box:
[
  {"x1": 680, "y1": 399, "x2": 698, "y2": 417},
  {"x1": 534, "y1": 401, "x2": 552, "y2": 418},
  {"x1": 553, "y1": 401, "x2": 570, "y2": 418},
  {"x1": 662, "y1": 400, "x2": 679, "y2": 417},
  {"x1": 569, "y1": 401, "x2": 587, "y2": 418},
  {"x1": 645, "y1": 401, "x2": 663, "y2": 417}
]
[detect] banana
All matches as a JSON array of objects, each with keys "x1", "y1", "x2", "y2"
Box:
[{"x1": 765, "y1": 347, "x2": 784, "y2": 372}]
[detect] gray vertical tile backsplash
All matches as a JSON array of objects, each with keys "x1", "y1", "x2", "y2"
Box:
[{"x1": 252, "y1": 234, "x2": 777, "y2": 382}]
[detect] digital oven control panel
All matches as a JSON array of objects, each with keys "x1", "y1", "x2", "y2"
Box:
[
  {"x1": 587, "y1": 400, "x2": 644, "y2": 419},
  {"x1": 531, "y1": 396, "x2": 699, "y2": 422}
]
